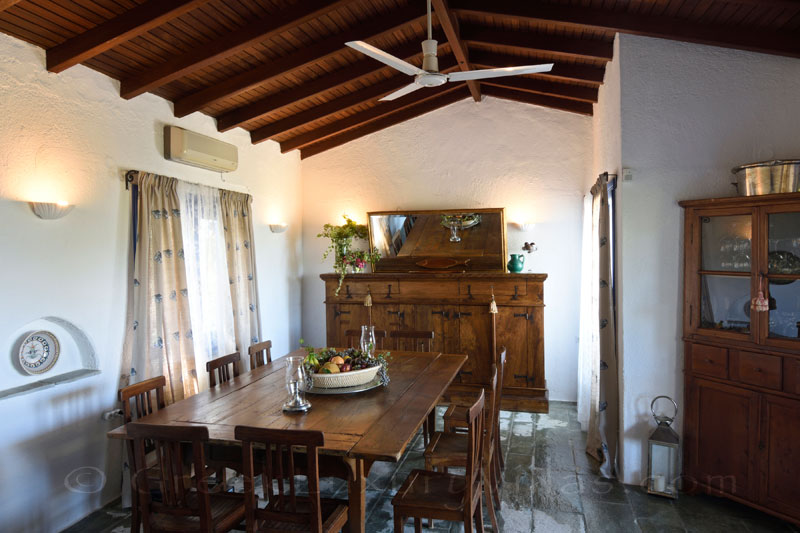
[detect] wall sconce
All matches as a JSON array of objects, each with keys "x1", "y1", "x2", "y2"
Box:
[
  {"x1": 269, "y1": 223, "x2": 289, "y2": 233},
  {"x1": 511, "y1": 222, "x2": 535, "y2": 232},
  {"x1": 30, "y1": 201, "x2": 74, "y2": 220}
]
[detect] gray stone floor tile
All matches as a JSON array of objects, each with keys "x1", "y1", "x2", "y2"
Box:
[
  {"x1": 582, "y1": 500, "x2": 638, "y2": 533},
  {"x1": 578, "y1": 474, "x2": 629, "y2": 505},
  {"x1": 532, "y1": 468, "x2": 583, "y2": 514},
  {"x1": 532, "y1": 509, "x2": 586, "y2": 532}
]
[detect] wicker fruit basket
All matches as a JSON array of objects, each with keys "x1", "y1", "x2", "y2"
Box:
[{"x1": 311, "y1": 365, "x2": 381, "y2": 389}]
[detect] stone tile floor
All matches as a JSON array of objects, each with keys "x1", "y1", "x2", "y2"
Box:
[{"x1": 64, "y1": 402, "x2": 799, "y2": 532}]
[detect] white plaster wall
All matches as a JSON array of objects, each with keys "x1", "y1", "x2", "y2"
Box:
[
  {"x1": 301, "y1": 96, "x2": 593, "y2": 402},
  {"x1": 592, "y1": 36, "x2": 622, "y2": 188},
  {"x1": 0, "y1": 33, "x2": 301, "y2": 532},
  {"x1": 615, "y1": 34, "x2": 800, "y2": 484}
]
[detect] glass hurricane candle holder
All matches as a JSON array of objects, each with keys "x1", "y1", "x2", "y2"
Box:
[
  {"x1": 360, "y1": 325, "x2": 376, "y2": 357},
  {"x1": 282, "y1": 355, "x2": 311, "y2": 413}
]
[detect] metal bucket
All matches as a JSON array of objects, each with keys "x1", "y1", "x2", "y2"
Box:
[{"x1": 731, "y1": 160, "x2": 800, "y2": 196}]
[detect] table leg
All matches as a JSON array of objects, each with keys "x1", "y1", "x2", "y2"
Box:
[{"x1": 344, "y1": 457, "x2": 367, "y2": 533}]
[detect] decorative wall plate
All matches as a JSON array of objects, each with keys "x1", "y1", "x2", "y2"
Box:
[{"x1": 18, "y1": 330, "x2": 60, "y2": 375}]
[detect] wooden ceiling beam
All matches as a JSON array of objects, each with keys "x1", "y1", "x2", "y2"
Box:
[
  {"x1": 173, "y1": 5, "x2": 425, "y2": 117},
  {"x1": 299, "y1": 87, "x2": 470, "y2": 158},
  {"x1": 470, "y1": 50, "x2": 605, "y2": 84},
  {"x1": 451, "y1": 0, "x2": 800, "y2": 59},
  {"x1": 46, "y1": 0, "x2": 213, "y2": 73},
  {"x1": 481, "y1": 77, "x2": 598, "y2": 103},
  {"x1": 431, "y1": 0, "x2": 481, "y2": 102},
  {"x1": 250, "y1": 60, "x2": 458, "y2": 143},
  {"x1": 120, "y1": 0, "x2": 360, "y2": 99},
  {"x1": 280, "y1": 84, "x2": 464, "y2": 152},
  {"x1": 216, "y1": 41, "x2": 441, "y2": 132},
  {"x1": 0, "y1": 0, "x2": 23, "y2": 12},
  {"x1": 482, "y1": 85, "x2": 593, "y2": 116},
  {"x1": 460, "y1": 23, "x2": 613, "y2": 61}
]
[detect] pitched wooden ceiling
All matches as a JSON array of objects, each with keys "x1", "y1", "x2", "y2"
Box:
[{"x1": 0, "y1": 1, "x2": 798, "y2": 159}]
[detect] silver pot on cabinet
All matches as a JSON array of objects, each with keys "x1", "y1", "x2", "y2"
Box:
[{"x1": 731, "y1": 159, "x2": 800, "y2": 196}]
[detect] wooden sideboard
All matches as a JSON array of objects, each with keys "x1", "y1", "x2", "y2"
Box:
[
  {"x1": 321, "y1": 272, "x2": 548, "y2": 412},
  {"x1": 680, "y1": 193, "x2": 800, "y2": 524}
]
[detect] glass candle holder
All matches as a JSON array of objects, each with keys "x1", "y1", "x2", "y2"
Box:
[
  {"x1": 282, "y1": 355, "x2": 311, "y2": 413},
  {"x1": 360, "y1": 325, "x2": 376, "y2": 357}
]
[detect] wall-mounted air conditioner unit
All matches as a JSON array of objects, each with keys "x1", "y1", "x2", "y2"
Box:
[{"x1": 164, "y1": 125, "x2": 238, "y2": 172}]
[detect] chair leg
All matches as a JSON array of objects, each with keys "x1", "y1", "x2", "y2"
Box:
[
  {"x1": 393, "y1": 513, "x2": 403, "y2": 533},
  {"x1": 422, "y1": 419, "x2": 429, "y2": 447},
  {"x1": 484, "y1": 469, "x2": 499, "y2": 532},
  {"x1": 496, "y1": 437, "x2": 504, "y2": 470},
  {"x1": 414, "y1": 517, "x2": 422, "y2": 533},
  {"x1": 464, "y1": 511, "x2": 474, "y2": 533},
  {"x1": 475, "y1": 494, "x2": 485, "y2": 533},
  {"x1": 131, "y1": 498, "x2": 141, "y2": 533}
]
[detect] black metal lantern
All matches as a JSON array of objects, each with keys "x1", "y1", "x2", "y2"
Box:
[{"x1": 647, "y1": 395, "x2": 680, "y2": 499}]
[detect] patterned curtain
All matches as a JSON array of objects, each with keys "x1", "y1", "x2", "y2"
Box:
[
  {"x1": 586, "y1": 173, "x2": 620, "y2": 479},
  {"x1": 129, "y1": 173, "x2": 198, "y2": 404},
  {"x1": 220, "y1": 190, "x2": 261, "y2": 368}
]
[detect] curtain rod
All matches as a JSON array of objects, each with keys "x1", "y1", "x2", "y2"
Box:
[{"x1": 124, "y1": 169, "x2": 251, "y2": 195}]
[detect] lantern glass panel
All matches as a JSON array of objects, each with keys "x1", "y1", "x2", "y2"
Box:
[{"x1": 648, "y1": 441, "x2": 679, "y2": 497}]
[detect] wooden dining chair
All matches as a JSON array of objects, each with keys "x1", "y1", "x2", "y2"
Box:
[
  {"x1": 424, "y1": 365, "x2": 500, "y2": 532},
  {"x1": 234, "y1": 426, "x2": 349, "y2": 533},
  {"x1": 392, "y1": 389, "x2": 486, "y2": 533},
  {"x1": 389, "y1": 329, "x2": 435, "y2": 351},
  {"x1": 127, "y1": 422, "x2": 245, "y2": 533},
  {"x1": 248, "y1": 340, "x2": 272, "y2": 369},
  {"x1": 119, "y1": 376, "x2": 167, "y2": 533},
  {"x1": 206, "y1": 352, "x2": 241, "y2": 387},
  {"x1": 343, "y1": 328, "x2": 386, "y2": 350}
]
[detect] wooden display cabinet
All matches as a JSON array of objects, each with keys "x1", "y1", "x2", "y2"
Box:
[
  {"x1": 680, "y1": 192, "x2": 800, "y2": 524},
  {"x1": 322, "y1": 272, "x2": 548, "y2": 412}
]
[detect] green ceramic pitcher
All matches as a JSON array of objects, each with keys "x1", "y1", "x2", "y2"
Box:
[{"x1": 507, "y1": 254, "x2": 525, "y2": 273}]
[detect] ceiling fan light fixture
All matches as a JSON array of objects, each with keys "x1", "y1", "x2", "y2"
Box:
[{"x1": 416, "y1": 72, "x2": 447, "y2": 87}]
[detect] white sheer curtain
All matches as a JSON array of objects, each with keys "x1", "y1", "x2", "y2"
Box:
[
  {"x1": 177, "y1": 180, "x2": 236, "y2": 391},
  {"x1": 577, "y1": 194, "x2": 596, "y2": 431}
]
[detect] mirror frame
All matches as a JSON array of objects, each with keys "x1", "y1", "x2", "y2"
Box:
[{"x1": 367, "y1": 207, "x2": 507, "y2": 272}]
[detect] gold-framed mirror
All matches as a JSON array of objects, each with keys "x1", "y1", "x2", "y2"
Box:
[{"x1": 367, "y1": 208, "x2": 507, "y2": 272}]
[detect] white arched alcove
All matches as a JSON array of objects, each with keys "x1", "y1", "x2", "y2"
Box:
[{"x1": 1, "y1": 316, "x2": 100, "y2": 400}]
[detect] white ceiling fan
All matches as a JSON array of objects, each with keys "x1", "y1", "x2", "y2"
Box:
[{"x1": 346, "y1": 0, "x2": 554, "y2": 101}]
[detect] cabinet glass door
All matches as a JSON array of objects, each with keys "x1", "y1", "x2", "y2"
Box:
[
  {"x1": 699, "y1": 214, "x2": 753, "y2": 334},
  {"x1": 766, "y1": 211, "x2": 800, "y2": 341}
]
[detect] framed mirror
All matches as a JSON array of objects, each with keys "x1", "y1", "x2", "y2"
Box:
[{"x1": 367, "y1": 208, "x2": 507, "y2": 272}]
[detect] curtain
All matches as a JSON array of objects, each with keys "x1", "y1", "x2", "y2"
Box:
[
  {"x1": 585, "y1": 173, "x2": 620, "y2": 479},
  {"x1": 220, "y1": 190, "x2": 262, "y2": 369},
  {"x1": 577, "y1": 195, "x2": 595, "y2": 431},
  {"x1": 129, "y1": 173, "x2": 197, "y2": 404},
  {"x1": 177, "y1": 180, "x2": 237, "y2": 392}
]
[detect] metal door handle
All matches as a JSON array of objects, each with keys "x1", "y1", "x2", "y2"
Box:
[
  {"x1": 432, "y1": 310, "x2": 450, "y2": 319},
  {"x1": 514, "y1": 313, "x2": 532, "y2": 320},
  {"x1": 333, "y1": 308, "x2": 351, "y2": 319}
]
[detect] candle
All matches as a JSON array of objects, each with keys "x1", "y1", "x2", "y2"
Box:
[{"x1": 653, "y1": 475, "x2": 666, "y2": 493}]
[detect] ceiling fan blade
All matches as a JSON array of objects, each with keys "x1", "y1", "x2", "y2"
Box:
[
  {"x1": 379, "y1": 83, "x2": 425, "y2": 101},
  {"x1": 346, "y1": 41, "x2": 425, "y2": 77},
  {"x1": 448, "y1": 64, "x2": 555, "y2": 82}
]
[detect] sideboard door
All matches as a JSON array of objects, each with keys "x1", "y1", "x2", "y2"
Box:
[
  {"x1": 759, "y1": 394, "x2": 800, "y2": 521},
  {"x1": 415, "y1": 304, "x2": 460, "y2": 354},
  {"x1": 326, "y1": 303, "x2": 370, "y2": 347},
  {"x1": 457, "y1": 305, "x2": 493, "y2": 384},
  {"x1": 496, "y1": 306, "x2": 534, "y2": 390}
]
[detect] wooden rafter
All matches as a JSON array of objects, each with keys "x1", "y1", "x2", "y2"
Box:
[
  {"x1": 470, "y1": 51, "x2": 605, "y2": 84},
  {"x1": 0, "y1": 0, "x2": 23, "y2": 11},
  {"x1": 46, "y1": 0, "x2": 213, "y2": 73},
  {"x1": 451, "y1": 0, "x2": 800, "y2": 59},
  {"x1": 250, "y1": 61, "x2": 459, "y2": 143},
  {"x1": 481, "y1": 77, "x2": 598, "y2": 103},
  {"x1": 173, "y1": 5, "x2": 425, "y2": 117},
  {"x1": 215, "y1": 41, "x2": 442, "y2": 132},
  {"x1": 299, "y1": 87, "x2": 470, "y2": 158},
  {"x1": 460, "y1": 24, "x2": 613, "y2": 61},
  {"x1": 279, "y1": 83, "x2": 463, "y2": 152},
  {"x1": 482, "y1": 85, "x2": 593, "y2": 115},
  {"x1": 431, "y1": 0, "x2": 481, "y2": 102},
  {"x1": 120, "y1": 0, "x2": 360, "y2": 99}
]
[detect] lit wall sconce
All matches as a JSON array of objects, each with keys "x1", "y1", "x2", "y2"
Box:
[
  {"x1": 269, "y1": 223, "x2": 289, "y2": 233},
  {"x1": 30, "y1": 201, "x2": 74, "y2": 220},
  {"x1": 509, "y1": 221, "x2": 535, "y2": 232}
]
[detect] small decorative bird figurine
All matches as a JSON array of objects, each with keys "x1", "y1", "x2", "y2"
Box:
[{"x1": 522, "y1": 242, "x2": 537, "y2": 253}]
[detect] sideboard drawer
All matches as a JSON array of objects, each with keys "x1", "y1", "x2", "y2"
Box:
[
  {"x1": 732, "y1": 351, "x2": 782, "y2": 391},
  {"x1": 785, "y1": 358, "x2": 800, "y2": 395},
  {"x1": 689, "y1": 344, "x2": 728, "y2": 379}
]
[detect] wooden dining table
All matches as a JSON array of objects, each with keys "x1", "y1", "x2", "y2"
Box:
[{"x1": 107, "y1": 348, "x2": 467, "y2": 533}]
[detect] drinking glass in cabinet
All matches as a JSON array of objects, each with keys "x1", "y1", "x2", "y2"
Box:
[
  {"x1": 700, "y1": 275, "x2": 751, "y2": 333},
  {"x1": 768, "y1": 212, "x2": 800, "y2": 276},
  {"x1": 701, "y1": 215, "x2": 751, "y2": 272}
]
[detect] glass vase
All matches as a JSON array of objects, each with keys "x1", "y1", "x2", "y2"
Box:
[{"x1": 360, "y1": 325, "x2": 376, "y2": 357}]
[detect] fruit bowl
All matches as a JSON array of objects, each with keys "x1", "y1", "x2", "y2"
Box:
[{"x1": 311, "y1": 365, "x2": 381, "y2": 389}]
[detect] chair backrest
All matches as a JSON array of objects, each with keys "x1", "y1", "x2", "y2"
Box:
[
  {"x1": 119, "y1": 376, "x2": 167, "y2": 423},
  {"x1": 464, "y1": 388, "x2": 485, "y2": 510},
  {"x1": 388, "y1": 329, "x2": 435, "y2": 352},
  {"x1": 128, "y1": 422, "x2": 212, "y2": 532},
  {"x1": 235, "y1": 426, "x2": 326, "y2": 533},
  {"x1": 248, "y1": 340, "x2": 272, "y2": 369},
  {"x1": 206, "y1": 352, "x2": 241, "y2": 387},
  {"x1": 343, "y1": 328, "x2": 386, "y2": 350}
]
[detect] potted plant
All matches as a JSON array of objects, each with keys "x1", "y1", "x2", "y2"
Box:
[{"x1": 318, "y1": 215, "x2": 380, "y2": 294}]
